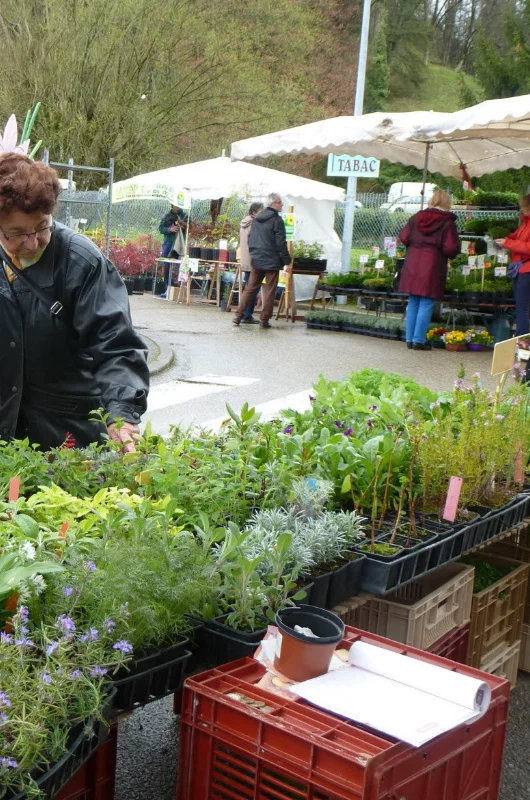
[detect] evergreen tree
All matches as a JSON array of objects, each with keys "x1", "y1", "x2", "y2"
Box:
[{"x1": 365, "y1": 12, "x2": 391, "y2": 112}]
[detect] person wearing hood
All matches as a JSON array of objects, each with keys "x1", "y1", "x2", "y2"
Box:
[
  {"x1": 398, "y1": 189, "x2": 460, "y2": 350},
  {"x1": 238, "y1": 202, "x2": 264, "y2": 324},
  {"x1": 496, "y1": 195, "x2": 530, "y2": 336},
  {"x1": 158, "y1": 204, "x2": 188, "y2": 298},
  {"x1": 233, "y1": 193, "x2": 291, "y2": 329}
]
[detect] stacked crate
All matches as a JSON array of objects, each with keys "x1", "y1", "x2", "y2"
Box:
[
  {"x1": 333, "y1": 562, "x2": 474, "y2": 660},
  {"x1": 463, "y1": 553, "x2": 528, "y2": 685},
  {"x1": 479, "y1": 529, "x2": 530, "y2": 675}
]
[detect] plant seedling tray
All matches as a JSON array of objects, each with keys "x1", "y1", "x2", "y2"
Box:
[{"x1": 113, "y1": 651, "x2": 191, "y2": 713}]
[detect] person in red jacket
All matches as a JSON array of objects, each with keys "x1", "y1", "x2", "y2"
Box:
[
  {"x1": 497, "y1": 195, "x2": 530, "y2": 336},
  {"x1": 398, "y1": 189, "x2": 460, "y2": 350}
]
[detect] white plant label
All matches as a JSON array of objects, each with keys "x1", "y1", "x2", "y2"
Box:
[
  {"x1": 497, "y1": 253, "x2": 508, "y2": 264},
  {"x1": 494, "y1": 267, "x2": 507, "y2": 277},
  {"x1": 468, "y1": 256, "x2": 477, "y2": 267},
  {"x1": 476, "y1": 255, "x2": 485, "y2": 269},
  {"x1": 374, "y1": 259, "x2": 385, "y2": 270},
  {"x1": 462, "y1": 267, "x2": 471, "y2": 276},
  {"x1": 359, "y1": 254, "x2": 369, "y2": 264}
]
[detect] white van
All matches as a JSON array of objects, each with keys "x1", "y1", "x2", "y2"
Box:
[{"x1": 381, "y1": 182, "x2": 436, "y2": 213}]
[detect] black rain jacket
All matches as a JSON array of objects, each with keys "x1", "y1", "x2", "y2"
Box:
[
  {"x1": 0, "y1": 222, "x2": 149, "y2": 450},
  {"x1": 248, "y1": 207, "x2": 291, "y2": 270}
]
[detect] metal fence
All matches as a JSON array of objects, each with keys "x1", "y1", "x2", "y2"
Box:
[
  {"x1": 55, "y1": 192, "x2": 519, "y2": 256},
  {"x1": 333, "y1": 204, "x2": 519, "y2": 250}
]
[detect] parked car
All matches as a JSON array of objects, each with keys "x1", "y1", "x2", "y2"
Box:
[{"x1": 381, "y1": 194, "x2": 427, "y2": 214}]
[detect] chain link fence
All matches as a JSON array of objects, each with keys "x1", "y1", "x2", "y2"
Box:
[
  {"x1": 55, "y1": 192, "x2": 520, "y2": 259},
  {"x1": 334, "y1": 203, "x2": 519, "y2": 251}
]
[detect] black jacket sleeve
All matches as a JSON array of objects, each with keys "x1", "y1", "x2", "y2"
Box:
[
  {"x1": 68, "y1": 242, "x2": 149, "y2": 424},
  {"x1": 274, "y1": 216, "x2": 292, "y2": 266},
  {"x1": 159, "y1": 212, "x2": 175, "y2": 236}
]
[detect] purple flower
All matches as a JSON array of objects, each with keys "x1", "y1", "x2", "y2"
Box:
[
  {"x1": 70, "y1": 669, "x2": 82, "y2": 679},
  {"x1": 0, "y1": 713, "x2": 8, "y2": 725},
  {"x1": 41, "y1": 672, "x2": 52, "y2": 686},
  {"x1": 0, "y1": 633, "x2": 13, "y2": 645},
  {"x1": 421, "y1": 434, "x2": 428, "y2": 441},
  {"x1": 113, "y1": 640, "x2": 133, "y2": 655},
  {"x1": 84, "y1": 561, "x2": 97, "y2": 572},
  {"x1": 15, "y1": 636, "x2": 34, "y2": 649},
  {"x1": 366, "y1": 419, "x2": 374, "y2": 428},
  {"x1": 46, "y1": 641, "x2": 59, "y2": 656},
  {"x1": 89, "y1": 666, "x2": 108, "y2": 678},
  {"x1": 103, "y1": 618, "x2": 116, "y2": 634},
  {"x1": 495, "y1": 414, "x2": 504, "y2": 421},
  {"x1": 309, "y1": 395, "x2": 315, "y2": 402},
  {"x1": 343, "y1": 428, "x2": 353, "y2": 436},
  {"x1": 18, "y1": 607, "x2": 29, "y2": 623},
  {"x1": 473, "y1": 372, "x2": 481, "y2": 379},
  {"x1": 0, "y1": 693, "x2": 11, "y2": 707},
  {"x1": 0, "y1": 757, "x2": 18, "y2": 769},
  {"x1": 368, "y1": 404, "x2": 378, "y2": 412},
  {"x1": 79, "y1": 628, "x2": 99, "y2": 643},
  {"x1": 321, "y1": 408, "x2": 327, "y2": 415},
  {"x1": 334, "y1": 420, "x2": 345, "y2": 429},
  {"x1": 119, "y1": 603, "x2": 131, "y2": 618},
  {"x1": 282, "y1": 425, "x2": 294, "y2": 435},
  {"x1": 56, "y1": 615, "x2": 76, "y2": 635},
  {"x1": 62, "y1": 586, "x2": 74, "y2": 597}
]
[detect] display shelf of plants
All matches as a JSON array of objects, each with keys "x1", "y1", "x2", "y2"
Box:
[{"x1": 1, "y1": 366, "x2": 530, "y2": 795}]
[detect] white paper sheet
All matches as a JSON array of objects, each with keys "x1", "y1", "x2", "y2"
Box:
[{"x1": 290, "y1": 641, "x2": 490, "y2": 747}]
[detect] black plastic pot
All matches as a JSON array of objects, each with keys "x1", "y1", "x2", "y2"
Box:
[
  {"x1": 112, "y1": 649, "x2": 191, "y2": 713},
  {"x1": 123, "y1": 278, "x2": 134, "y2": 295},
  {"x1": 228, "y1": 250, "x2": 237, "y2": 263},
  {"x1": 306, "y1": 570, "x2": 333, "y2": 607},
  {"x1": 144, "y1": 276, "x2": 154, "y2": 292},
  {"x1": 293, "y1": 258, "x2": 327, "y2": 272},
  {"x1": 193, "y1": 618, "x2": 266, "y2": 669},
  {"x1": 188, "y1": 246, "x2": 201, "y2": 258},
  {"x1": 200, "y1": 247, "x2": 209, "y2": 259},
  {"x1": 133, "y1": 277, "x2": 144, "y2": 293},
  {"x1": 7, "y1": 689, "x2": 115, "y2": 800},
  {"x1": 154, "y1": 279, "x2": 166, "y2": 296},
  {"x1": 326, "y1": 554, "x2": 366, "y2": 609}
]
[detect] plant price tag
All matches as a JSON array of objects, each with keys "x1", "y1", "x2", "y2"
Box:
[
  {"x1": 383, "y1": 237, "x2": 396, "y2": 249},
  {"x1": 8, "y1": 477, "x2": 20, "y2": 502},
  {"x1": 468, "y1": 255, "x2": 477, "y2": 267},
  {"x1": 462, "y1": 267, "x2": 471, "y2": 276},
  {"x1": 374, "y1": 259, "x2": 385, "y2": 270},
  {"x1": 461, "y1": 240, "x2": 469, "y2": 254},
  {"x1": 442, "y1": 476, "x2": 463, "y2": 522},
  {"x1": 188, "y1": 258, "x2": 200, "y2": 273},
  {"x1": 494, "y1": 267, "x2": 507, "y2": 277},
  {"x1": 476, "y1": 255, "x2": 485, "y2": 269},
  {"x1": 498, "y1": 253, "x2": 508, "y2": 264},
  {"x1": 371, "y1": 246, "x2": 380, "y2": 258},
  {"x1": 359, "y1": 254, "x2": 369, "y2": 264},
  {"x1": 387, "y1": 246, "x2": 397, "y2": 257}
]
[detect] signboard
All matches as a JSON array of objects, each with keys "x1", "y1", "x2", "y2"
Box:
[
  {"x1": 113, "y1": 182, "x2": 191, "y2": 209},
  {"x1": 283, "y1": 213, "x2": 295, "y2": 241},
  {"x1": 327, "y1": 153, "x2": 380, "y2": 178}
]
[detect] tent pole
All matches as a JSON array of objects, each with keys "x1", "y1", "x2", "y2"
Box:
[
  {"x1": 341, "y1": 0, "x2": 372, "y2": 272},
  {"x1": 420, "y1": 143, "x2": 431, "y2": 210}
]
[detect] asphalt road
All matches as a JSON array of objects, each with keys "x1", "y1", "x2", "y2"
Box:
[{"x1": 111, "y1": 295, "x2": 530, "y2": 799}]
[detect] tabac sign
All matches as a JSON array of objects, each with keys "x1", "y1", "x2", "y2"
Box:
[{"x1": 327, "y1": 154, "x2": 380, "y2": 178}]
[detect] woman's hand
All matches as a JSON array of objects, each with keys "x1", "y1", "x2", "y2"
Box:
[
  {"x1": 107, "y1": 421, "x2": 139, "y2": 453},
  {"x1": 496, "y1": 238, "x2": 506, "y2": 247}
]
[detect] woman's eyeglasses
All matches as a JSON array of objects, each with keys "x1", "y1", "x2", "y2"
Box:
[{"x1": 0, "y1": 225, "x2": 52, "y2": 244}]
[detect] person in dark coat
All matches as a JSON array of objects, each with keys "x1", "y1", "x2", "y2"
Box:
[
  {"x1": 233, "y1": 193, "x2": 291, "y2": 329},
  {"x1": 238, "y1": 201, "x2": 264, "y2": 323},
  {"x1": 398, "y1": 189, "x2": 460, "y2": 350},
  {"x1": 158, "y1": 204, "x2": 188, "y2": 297},
  {"x1": 0, "y1": 153, "x2": 149, "y2": 451}
]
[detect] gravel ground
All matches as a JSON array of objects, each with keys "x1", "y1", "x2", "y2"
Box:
[{"x1": 114, "y1": 670, "x2": 530, "y2": 799}]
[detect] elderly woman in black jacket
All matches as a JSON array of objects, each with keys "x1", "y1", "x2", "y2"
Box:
[{"x1": 0, "y1": 153, "x2": 149, "y2": 451}]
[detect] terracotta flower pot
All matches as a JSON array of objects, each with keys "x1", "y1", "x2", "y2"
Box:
[
  {"x1": 274, "y1": 605, "x2": 344, "y2": 682},
  {"x1": 445, "y1": 343, "x2": 467, "y2": 351}
]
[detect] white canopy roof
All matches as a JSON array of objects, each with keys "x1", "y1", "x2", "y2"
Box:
[
  {"x1": 112, "y1": 156, "x2": 344, "y2": 203},
  {"x1": 231, "y1": 102, "x2": 530, "y2": 179},
  {"x1": 415, "y1": 94, "x2": 530, "y2": 139},
  {"x1": 231, "y1": 111, "x2": 448, "y2": 165}
]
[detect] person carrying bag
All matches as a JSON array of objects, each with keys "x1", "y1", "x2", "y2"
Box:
[{"x1": 497, "y1": 195, "x2": 530, "y2": 335}]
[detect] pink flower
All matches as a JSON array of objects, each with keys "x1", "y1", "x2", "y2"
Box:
[{"x1": 0, "y1": 115, "x2": 30, "y2": 155}]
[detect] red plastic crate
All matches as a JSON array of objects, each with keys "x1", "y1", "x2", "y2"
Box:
[
  {"x1": 53, "y1": 724, "x2": 117, "y2": 800},
  {"x1": 177, "y1": 627, "x2": 510, "y2": 800},
  {"x1": 427, "y1": 621, "x2": 470, "y2": 665}
]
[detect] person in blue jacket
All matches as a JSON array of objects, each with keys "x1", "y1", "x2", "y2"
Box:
[{"x1": 158, "y1": 204, "x2": 188, "y2": 297}]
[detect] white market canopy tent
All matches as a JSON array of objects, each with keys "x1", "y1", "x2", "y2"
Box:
[
  {"x1": 112, "y1": 155, "x2": 346, "y2": 268},
  {"x1": 231, "y1": 99, "x2": 530, "y2": 179}
]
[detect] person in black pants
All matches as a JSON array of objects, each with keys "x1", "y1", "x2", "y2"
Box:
[
  {"x1": 238, "y1": 202, "x2": 263, "y2": 323},
  {"x1": 497, "y1": 195, "x2": 530, "y2": 335},
  {"x1": 158, "y1": 204, "x2": 187, "y2": 297}
]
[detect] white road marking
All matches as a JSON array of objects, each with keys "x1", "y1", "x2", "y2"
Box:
[
  {"x1": 202, "y1": 389, "x2": 313, "y2": 432},
  {"x1": 146, "y1": 376, "x2": 259, "y2": 413}
]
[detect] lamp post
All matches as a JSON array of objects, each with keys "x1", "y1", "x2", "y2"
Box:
[{"x1": 340, "y1": 0, "x2": 372, "y2": 272}]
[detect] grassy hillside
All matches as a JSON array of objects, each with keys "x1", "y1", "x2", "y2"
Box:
[{"x1": 387, "y1": 64, "x2": 482, "y2": 113}]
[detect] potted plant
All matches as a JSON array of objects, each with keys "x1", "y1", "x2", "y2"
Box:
[
  {"x1": 292, "y1": 240, "x2": 327, "y2": 272},
  {"x1": 426, "y1": 327, "x2": 447, "y2": 349},
  {"x1": 466, "y1": 329, "x2": 493, "y2": 351},
  {"x1": 442, "y1": 330, "x2": 470, "y2": 351}
]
